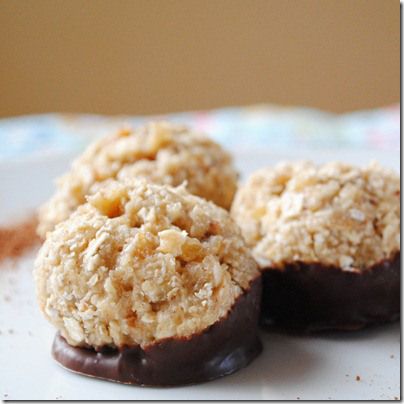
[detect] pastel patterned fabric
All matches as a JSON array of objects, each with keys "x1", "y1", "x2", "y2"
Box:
[{"x1": 0, "y1": 104, "x2": 399, "y2": 161}]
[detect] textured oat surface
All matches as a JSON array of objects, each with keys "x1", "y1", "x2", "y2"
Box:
[
  {"x1": 231, "y1": 161, "x2": 400, "y2": 270},
  {"x1": 34, "y1": 181, "x2": 258, "y2": 349},
  {"x1": 37, "y1": 122, "x2": 238, "y2": 237}
]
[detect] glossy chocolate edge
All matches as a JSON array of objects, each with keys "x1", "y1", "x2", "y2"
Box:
[
  {"x1": 52, "y1": 276, "x2": 262, "y2": 387},
  {"x1": 260, "y1": 251, "x2": 400, "y2": 332}
]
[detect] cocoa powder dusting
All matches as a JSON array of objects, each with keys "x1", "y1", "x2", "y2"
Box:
[{"x1": 0, "y1": 216, "x2": 40, "y2": 263}]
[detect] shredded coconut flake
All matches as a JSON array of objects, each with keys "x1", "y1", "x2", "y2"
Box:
[
  {"x1": 232, "y1": 161, "x2": 400, "y2": 270},
  {"x1": 38, "y1": 122, "x2": 238, "y2": 237},
  {"x1": 34, "y1": 180, "x2": 258, "y2": 349}
]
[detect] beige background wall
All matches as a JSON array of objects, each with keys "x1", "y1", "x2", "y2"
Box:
[{"x1": 0, "y1": 0, "x2": 399, "y2": 117}]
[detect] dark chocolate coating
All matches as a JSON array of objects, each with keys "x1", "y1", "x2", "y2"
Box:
[
  {"x1": 260, "y1": 252, "x2": 400, "y2": 332},
  {"x1": 52, "y1": 276, "x2": 262, "y2": 386}
]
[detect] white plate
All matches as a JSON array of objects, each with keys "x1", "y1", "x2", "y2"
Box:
[{"x1": 0, "y1": 148, "x2": 400, "y2": 400}]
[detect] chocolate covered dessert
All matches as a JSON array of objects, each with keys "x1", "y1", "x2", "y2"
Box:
[
  {"x1": 34, "y1": 180, "x2": 261, "y2": 386},
  {"x1": 232, "y1": 161, "x2": 400, "y2": 331},
  {"x1": 37, "y1": 121, "x2": 238, "y2": 238}
]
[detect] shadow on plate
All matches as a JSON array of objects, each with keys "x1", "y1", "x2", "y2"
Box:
[
  {"x1": 309, "y1": 321, "x2": 400, "y2": 343},
  {"x1": 208, "y1": 331, "x2": 320, "y2": 391},
  {"x1": 260, "y1": 320, "x2": 400, "y2": 343}
]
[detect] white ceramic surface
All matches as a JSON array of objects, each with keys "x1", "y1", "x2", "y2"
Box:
[{"x1": 0, "y1": 148, "x2": 400, "y2": 400}]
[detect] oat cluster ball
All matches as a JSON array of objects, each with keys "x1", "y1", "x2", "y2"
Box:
[
  {"x1": 37, "y1": 122, "x2": 238, "y2": 238},
  {"x1": 34, "y1": 180, "x2": 259, "y2": 349},
  {"x1": 231, "y1": 161, "x2": 400, "y2": 271}
]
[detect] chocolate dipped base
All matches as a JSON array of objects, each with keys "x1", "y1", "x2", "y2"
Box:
[
  {"x1": 52, "y1": 277, "x2": 262, "y2": 387},
  {"x1": 260, "y1": 252, "x2": 400, "y2": 332}
]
